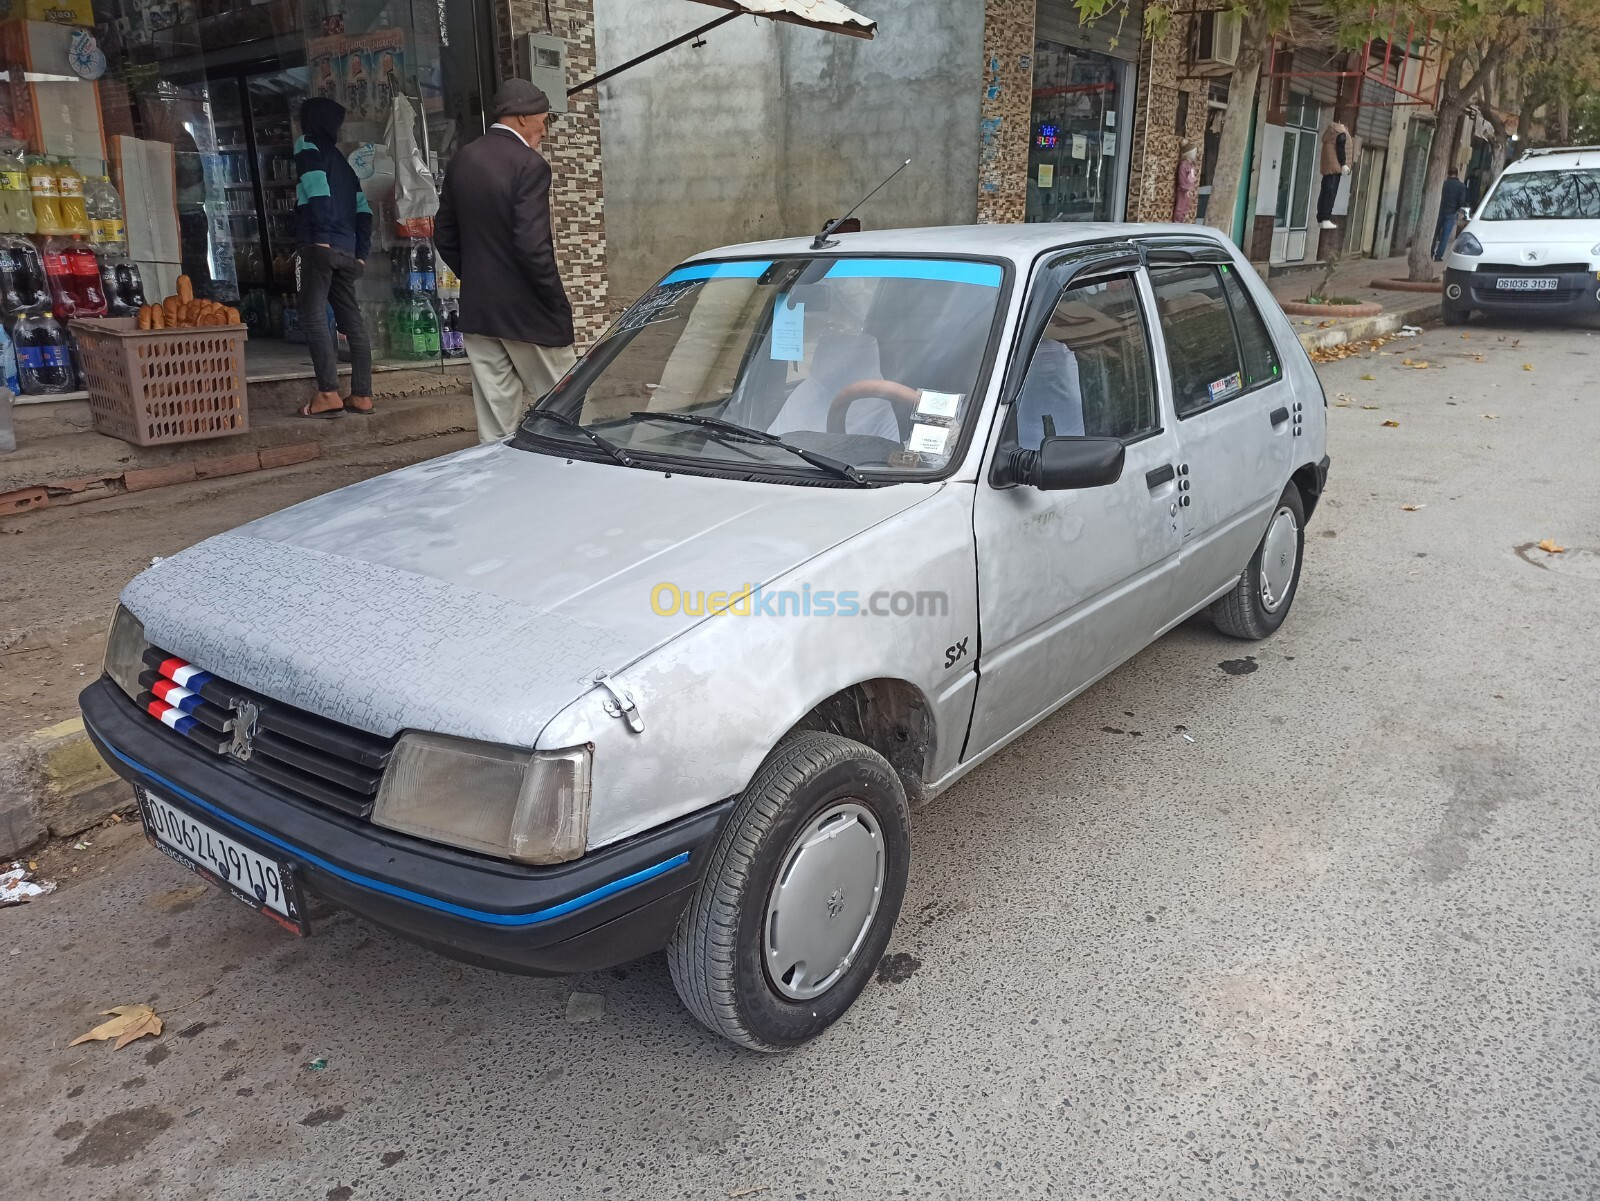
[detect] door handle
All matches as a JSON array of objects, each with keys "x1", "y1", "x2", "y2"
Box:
[
  {"x1": 1145, "y1": 463, "x2": 1175, "y2": 490},
  {"x1": 1270, "y1": 406, "x2": 1290, "y2": 427}
]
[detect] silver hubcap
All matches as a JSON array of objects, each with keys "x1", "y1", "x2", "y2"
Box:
[
  {"x1": 1259, "y1": 505, "x2": 1300, "y2": 613},
  {"x1": 764, "y1": 802, "x2": 885, "y2": 1001}
]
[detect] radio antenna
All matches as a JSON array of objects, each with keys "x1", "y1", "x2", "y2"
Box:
[{"x1": 810, "y1": 159, "x2": 912, "y2": 250}]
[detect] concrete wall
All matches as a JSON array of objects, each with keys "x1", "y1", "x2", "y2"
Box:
[{"x1": 594, "y1": 0, "x2": 983, "y2": 304}]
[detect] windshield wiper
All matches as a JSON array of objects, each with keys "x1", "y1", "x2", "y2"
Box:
[
  {"x1": 625, "y1": 411, "x2": 871, "y2": 486},
  {"x1": 524, "y1": 408, "x2": 638, "y2": 468}
]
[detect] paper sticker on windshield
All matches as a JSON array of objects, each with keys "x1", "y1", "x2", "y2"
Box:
[
  {"x1": 770, "y1": 299, "x2": 804, "y2": 361},
  {"x1": 916, "y1": 389, "x2": 963, "y2": 419},
  {"x1": 907, "y1": 423, "x2": 951, "y2": 456},
  {"x1": 1208, "y1": 372, "x2": 1243, "y2": 403}
]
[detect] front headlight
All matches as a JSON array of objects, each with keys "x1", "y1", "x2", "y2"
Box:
[
  {"x1": 372, "y1": 732, "x2": 591, "y2": 864},
  {"x1": 1455, "y1": 232, "x2": 1484, "y2": 256},
  {"x1": 104, "y1": 604, "x2": 148, "y2": 701}
]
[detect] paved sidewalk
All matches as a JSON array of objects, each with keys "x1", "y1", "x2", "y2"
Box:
[{"x1": 1262, "y1": 254, "x2": 1443, "y2": 354}]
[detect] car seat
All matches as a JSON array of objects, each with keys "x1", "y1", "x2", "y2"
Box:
[{"x1": 769, "y1": 332, "x2": 900, "y2": 442}]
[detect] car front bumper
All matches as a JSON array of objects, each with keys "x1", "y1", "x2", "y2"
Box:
[
  {"x1": 80, "y1": 677, "x2": 729, "y2": 976},
  {"x1": 1444, "y1": 266, "x2": 1600, "y2": 317}
]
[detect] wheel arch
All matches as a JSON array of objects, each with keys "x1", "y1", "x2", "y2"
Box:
[
  {"x1": 780, "y1": 677, "x2": 936, "y2": 808},
  {"x1": 1291, "y1": 460, "x2": 1325, "y2": 523}
]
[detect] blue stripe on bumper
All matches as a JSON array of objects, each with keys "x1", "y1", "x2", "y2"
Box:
[{"x1": 88, "y1": 724, "x2": 689, "y2": 928}]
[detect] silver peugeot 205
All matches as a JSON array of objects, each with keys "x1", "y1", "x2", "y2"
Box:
[{"x1": 82, "y1": 223, "x2": 1328, "y2": 1050}]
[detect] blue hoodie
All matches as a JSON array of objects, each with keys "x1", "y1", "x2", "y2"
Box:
[{"x1": 295, "y1": 98, "x2": 372, "y2": 259}]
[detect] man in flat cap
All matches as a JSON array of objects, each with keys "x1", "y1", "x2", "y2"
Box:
[{"x1": 436, "y1": 79, "x2": 576, "y2": 442}]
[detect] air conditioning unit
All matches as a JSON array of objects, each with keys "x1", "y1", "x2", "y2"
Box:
[{"x1": 1192, "y1": 11, "x2": 1243, "y2": 75}]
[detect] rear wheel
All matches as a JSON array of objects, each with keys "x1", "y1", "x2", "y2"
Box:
[
  {"x1": 1210, "y1": 483, "x2": 1306, "y2": 640},
  {"x1": 668, "y1": 731, "x2": 910, "y2": 1051}
]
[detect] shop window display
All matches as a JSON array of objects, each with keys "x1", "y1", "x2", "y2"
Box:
[{"x1": 0, "y1": 0, "x2": 490, "y2": 395}]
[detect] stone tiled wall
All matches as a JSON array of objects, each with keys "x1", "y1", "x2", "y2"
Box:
[
  {"x1": 497, "y1": 0, "x2": 609, "y2": 344},
  {"x1": 1126, "y1": 1, "x2": 1230, "y2": 224},
  {"x1": 977, "y1": 0, "x2": 1035, "y2": 224}
]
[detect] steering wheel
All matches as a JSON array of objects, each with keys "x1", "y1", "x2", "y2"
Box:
[{"x1": 825, "y1": 379, "x2": 923, "y2": 435}]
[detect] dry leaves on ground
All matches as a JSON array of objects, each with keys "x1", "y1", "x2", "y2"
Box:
[
  {"x1": 1382, "y1": 420, "x2": 1401, "y2": 428},
  {"x1": 1523, "y1": 363, "x2": 1534, "y2": 371},
  {"x1": 1537, "y1": 539, "x2": 1566, "y2": 554},
  {"x1": 1401, "y1": 504, "x2": 1425, "y2": 511},
  {"x1": 1483, "y1": 414, "x2": 1499, "y2": 420},
  {"x1": 1401, "y1": 359, "x2": 1432, "y2": 369},
  {"x1": 1360, "y1": 373, "x2": 1375, "y2": 380},
  {"x1": 69, "y1": 1004, "x2": 163, "y2": 1050},
  {"x1": 1361, "y1": 404, "x2": 1380, "y2": 410}
]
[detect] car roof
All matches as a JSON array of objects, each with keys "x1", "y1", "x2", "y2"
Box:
[
  {"x1": 682, "y1": 221, "x2": 1233, "y2": 270},
  {"x1": 1504, "y1": 147, "x2": 1600, "y2": 173}
]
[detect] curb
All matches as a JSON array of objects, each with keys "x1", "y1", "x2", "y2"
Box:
[
  {"x1": 1278, "y1": 299, "x2": 1384, "y2": 318},
  {"x1": 1293, "y1": 296, "x2": 1440, "y2": 353},
  {"x1": 0, "y1": 716, "x2": 128, "y2": 858},
  {"x1": 1369, "y1": 278, "x2": 1443, "y2": 293}
]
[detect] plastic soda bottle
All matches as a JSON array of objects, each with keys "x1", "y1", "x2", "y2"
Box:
[
  {"x1": 86, "y1": 176, "x2": 126, "y2": 250},
  {"x1": 0, "y1": 234, "x2": 48, "y2": 316},
  {"x1": 13, "y1": 310, "x2": 74, "y2": 393},
  {"x1": 28, "y1": 157, "x2": 63, "y2": 235},
  {"x1": 55, "y1": 160, "x2": 90, "y2": 237},
  {"x1": 439, "y1": 298, "x2": 465, "y2": 358},
  {"x1": 0, "y1": 321, "x2": 19, "y2": 394},
  {"x1": 412, "y1": 297, "x2": 440, "y2": 358},
  {"x1": 0, "y1": 144, "x2": 35, "y2": 235}
]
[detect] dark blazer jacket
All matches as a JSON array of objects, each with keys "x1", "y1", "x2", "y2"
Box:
[{"x1": 435, "y1": 126, "x2": 573, "y2": 347}]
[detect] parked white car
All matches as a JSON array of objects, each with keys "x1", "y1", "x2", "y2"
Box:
[
  {"x1": 84, "y1": 223, "x2": 1329, "y2": 1050},
  {"x1": 1443, "y1": 145, "x2": 1600, "y2": 324}
]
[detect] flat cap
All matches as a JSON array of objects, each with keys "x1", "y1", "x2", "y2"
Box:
[{"x1": 492, "y1": 78, "x2": 551, "y2": 119}]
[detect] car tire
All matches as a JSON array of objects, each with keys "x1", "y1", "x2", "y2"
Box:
[
  {"x1": 1209, "y1": 482, "x2": 1306, "y2": 640},
  {"x1": 1441, "y1": 295, "x2": 1470, "y2": 326},
  {"x1": 667, "y1": 730, "x2": 910, "y2": 1052}
]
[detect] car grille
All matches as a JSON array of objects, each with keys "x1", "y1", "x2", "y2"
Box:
[
  {"x1": 1469, "y1": 265, "x2": 1591, "y2": 305},
  {"x1": 1474, "y1": 263, "x2": 1589, "y2": 275},
  {"x1": 135, "y1": 645, "x2": 393, "y2": 818}
]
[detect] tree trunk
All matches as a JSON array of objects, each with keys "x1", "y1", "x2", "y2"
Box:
[
  {"x1": 1556, "y1": 95, "x2": 1571, "y2": 144},
  {"x1": 1205, "y1": 8, "x2": 1270, "y2": 247},
  {"x1": 1406, "y1": 45, "x2": 1507, "y2": 283}
]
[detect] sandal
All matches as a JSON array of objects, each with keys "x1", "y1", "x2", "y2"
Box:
[
  {"x1": 345, "y1": 396, "x2": 375, "y2": 415},
  {"x1": 299, "y1": 400, "x2": 345, "y2": 419}
]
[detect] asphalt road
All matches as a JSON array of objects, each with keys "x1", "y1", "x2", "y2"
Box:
[{"x1": 6, "y1": 323, "x2": 1598, "y2": 1201}]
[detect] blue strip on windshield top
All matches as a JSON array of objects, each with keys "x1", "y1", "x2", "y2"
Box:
[
  {"x1": 660, "y1": 260, "x2": 772, "y2": 285},
  {"x1": 825, "y1": 259, "x2": 1003, "y2": 287}
]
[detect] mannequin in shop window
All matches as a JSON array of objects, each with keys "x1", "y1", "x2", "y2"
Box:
[
  {"x1": 1317, "y1": 119, "x2": 1351, "y2": 230},
  {"x1": 1173, "y1": 139, "x2": 1199, "y2": 223}
]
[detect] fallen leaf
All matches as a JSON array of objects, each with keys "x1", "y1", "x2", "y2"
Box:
[
  {"x1": 1401, "y1": 358, "x2": 1415, "y2": 365},
  {"x1": 1361, "y1": 404, "x2": 1380, "y2": 410},
  {"x1": 1381, "y1": 420, "x2": 1400, "y2": 428},
  {"x1": 27, "y1": 860, "x2": 37, "y2": 871},
  {"x1": 1483, "y1": 414, "x2": 1499, "y2": 419},
  {"x1": 69, "y1": 1004, "x2": 162, "y2": 1050},
  {"x1": 1401, "y1": 504, "x2": 1425, "y2": 511},
  {"x1": 1334, "y1": 399, "x2": 1352, "y2": 407},
  {"x1": 1409, "y1": 361, "x2": 1431, "y2": 369},
  {"x1": 1512, "y1": 338, "x2": 1521, "y2": 347},
  {"x1": 1318, "y1": 319, "x2": 1335, "y2": 328},
  {"x1": 1360, "y1": 373, "x2": 1375, "y2": 380},
  {"x1": 1522, "y1": 363, "x2": 1533, "y2": 371},
  {"x1": 1537, "y1": 539, "x2": 1565, "y2": 554},
  {"x1": 1461, "y1": 333, "x2": 1470, "y2": 340}
]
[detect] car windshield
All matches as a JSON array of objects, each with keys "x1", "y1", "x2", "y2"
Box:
[
  {"x1": 518, "y1": 255, "x2": 1007, "y2": 482},
  {"x1": 1479, "y1": 168, "x2": 1600, "y2": 221}
]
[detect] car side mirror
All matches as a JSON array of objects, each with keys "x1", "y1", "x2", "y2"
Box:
[{"x1": 1009, "y1": 435, "x2": 1125, "y2": 491}]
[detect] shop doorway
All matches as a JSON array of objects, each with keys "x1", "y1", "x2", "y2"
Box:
[
  {"x1": 1271, "y1": 92, "x2": 1321, "y2": 263},
  {"x1": 1026, "y1": 43, "x2": 1133, "y2": 223}
]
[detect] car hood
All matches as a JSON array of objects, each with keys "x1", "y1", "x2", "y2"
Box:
[
  {"x1": 122, "y1": 443, "x2": 936, "y2": 746},
  {"x1": 1469, "y1": 218, "x2": 1600, "y2": 255}
]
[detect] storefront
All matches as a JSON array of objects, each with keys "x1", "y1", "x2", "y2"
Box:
[
  {"x1": 0, "y1": 0, "x2": 498, "y2": 396},
  {"x1": 1026, "y1": 1, "x2": 1139, "y2": 224}
]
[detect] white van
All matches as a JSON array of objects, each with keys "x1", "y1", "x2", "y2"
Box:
[{"x1": 1442, "y1": 146, "x2": 1600, "y2": 325}]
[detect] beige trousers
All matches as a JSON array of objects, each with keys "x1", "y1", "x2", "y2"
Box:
[{"x1": 464, "y1": 334, "x2": 578, "y2": 443}]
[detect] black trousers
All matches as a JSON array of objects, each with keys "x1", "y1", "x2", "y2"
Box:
[
  {"x1": 298, "y1": 243, "x2": 372, "y2": 396},
  {"x1": 1316, "y1": 173, "x2": 1342, "y2": 224}
]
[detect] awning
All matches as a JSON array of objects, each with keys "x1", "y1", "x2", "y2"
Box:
[{"x1": 688, "y1": 0, "x2": 876, "y2": 40}]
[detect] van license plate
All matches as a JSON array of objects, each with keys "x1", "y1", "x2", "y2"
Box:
[
  {"x1": 135, "y1": 786, "x2": 306, "y2": 935},
  {"x1": 1496, "y1": 277, "x2": 1557, "y2": 291}
]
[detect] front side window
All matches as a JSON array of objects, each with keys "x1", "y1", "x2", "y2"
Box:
[
  {"x1": 1480, "y1": 169, "x2": 1600, "y2": 221},
  {"x1": 1013, "y1": 272, "x2": 1157, "y2": 449},
  {"x1": 1150, "y1": 265, "x2": 1248, "y2": 418},
  {"x1": 520, "y1": 257, "x2": 1007, "y2": 482}
]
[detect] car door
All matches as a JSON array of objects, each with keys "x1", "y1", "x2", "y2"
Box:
[
  {"x1": 1143, "y1": 243, "x2": 1298, "y2": 607},
  {"x1": 966, "y1": 248, "x2": 1184, "y2": 758}
]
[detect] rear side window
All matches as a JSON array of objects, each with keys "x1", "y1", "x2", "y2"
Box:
[{"x1": 1151, "y1": 264, "x2": 1279, "y2": 418}]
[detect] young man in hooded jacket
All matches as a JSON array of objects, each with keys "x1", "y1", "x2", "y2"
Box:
[{"x1": 295, "y1": 97, "x2": 375, "y2": 418}]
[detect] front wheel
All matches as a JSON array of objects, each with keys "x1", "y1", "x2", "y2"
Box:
[
  {"x1": 1441, "y1": 285, "x2": 1470, "y2": 326},
  {"x1": 1210, "y1": 483, "x2": 1306, "y2": 640},
  {"x1": 668, "y1": 731, "x2": 910, "y2": 1051}
]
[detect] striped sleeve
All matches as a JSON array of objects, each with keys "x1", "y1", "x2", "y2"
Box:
[{"x1": 294, "y1": 135, "x2": 336, "y2": 244}]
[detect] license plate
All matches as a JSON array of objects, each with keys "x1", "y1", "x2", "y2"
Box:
[
  {"x1": 1495, "y1": 277, "x2": 1557, "y2": 291},
  {"x1": 136, "y1": 786, "x2": 306, "y2": 935}
]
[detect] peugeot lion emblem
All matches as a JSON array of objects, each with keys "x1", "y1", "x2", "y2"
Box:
[{"x1": 229, "y1": 699, "x2": 260, "y2": 762}]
